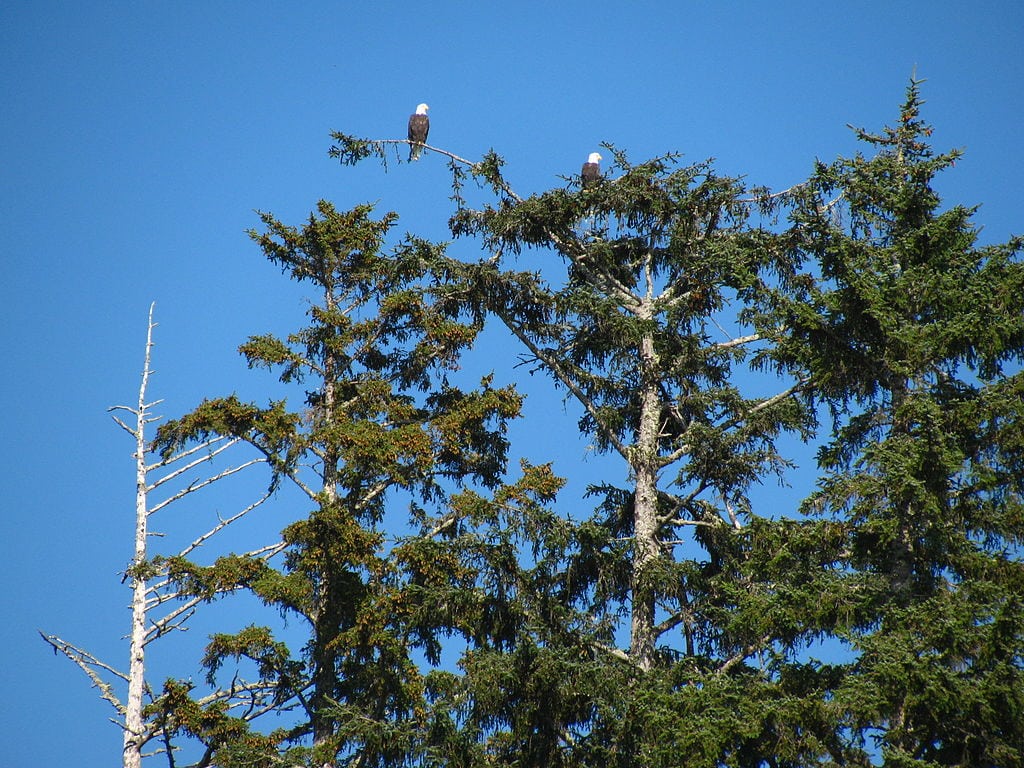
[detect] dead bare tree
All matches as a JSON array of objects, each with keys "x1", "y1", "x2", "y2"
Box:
[{"x1": 42, "y1": 304, "x2": 283, "y2": 768}]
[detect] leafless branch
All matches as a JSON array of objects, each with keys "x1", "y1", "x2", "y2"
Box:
[
  {"x1": 710, "y1": 332, "x2": 761, "y2": 351},
  {"x1": 723, "y1": 495, "x2": 742, "y2": 530},
  {"x1": 146, "y1": 434, "x2": 234, "y2": 474},
  {"x1": 653, "y1": 611, "x2": 688, "y2": 638},
  {"x1": 148, "y1": 458, "x2": 264, "y2": 515},
  {"x1": 661, "y1": 441, "x2": 693, "y2": 464},
  {"x1": 177, "y1": 491, "x2": 273, "y2": 558},
  {"x1": 148, "y1": 439, "x2": 249, "y2": 494},
  {"x1": 40, "y1": 632, "x2": 127, "y2": 715},
  {"x1": 282, "y1": 466, "x2": 320, "y2": 501},
  {"x1": 109, "y1": 411, "x2": 139, "y2": 437},
  {"x1": 662, "y1": 518, "x2": 721, "y2": 531},
  {"x1": 656, "y1": 482, "x2": 710, "y2": 525},
  {"x1": 144, "y1": 604, "x2": 198, "y2": 644}
]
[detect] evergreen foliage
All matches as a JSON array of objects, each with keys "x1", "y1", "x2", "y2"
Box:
[
  {"x1": 151, "y1": 201, "x2": 535, "y2": 765},
  {"x1": 781, "y1": 80, "x2": 1024, "y2": 766},
  {"x1": 135, "y1": 79, "x2": 1022, "y2": 767}
]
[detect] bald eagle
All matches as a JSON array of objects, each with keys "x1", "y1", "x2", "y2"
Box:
[
  {"x1": 581, "y1": 152, "x2": 602, "y2": 188},
  {"x1": 408, "y1": 103, "x2": 430, "y2": 161}
]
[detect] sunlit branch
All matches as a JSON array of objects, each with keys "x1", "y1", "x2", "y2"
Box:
[
  {"x1": 40, "y1": 633, "x2": 128, "y2": 715},
  {"x1": 652, "y1": 611, "x2": 688, "y2": 638},
  {"x1": 352, "y1": 478, "x2": 393, "y2": 514},
  {"x1": 656, "y1": 286, "x2": 699, "y2": 311},
  {"x1": 349, "y1": 137, "x2": 525, "y2": 204},
  {"x1": 566, "y1": 249, "x2": 643, "y2": 314},
  {"x1": 661, "y1": 441, "x2": 693, "y2": 465},
  {"x1": 144, "y1": 541, "x2": 287, "y2": 623},
  {"x1": 148, "y1": 439, "x2": 249, "y2": 495},
  {"x1": 723, "y1": 379, "x2": 809, "y2": 432},
  {"x1": 656, "y1": 482, "x2": 711, "y2": 525},
  {"x1": 722, "y1": 494, "x2": 742, "y2": 530},
  {"x1": 718, "y1": 634, "x2": 771, "y2": 674},
  {"x1": 592, "y1": 642, "x2": 633, "y2": 664},
  {"x1": 738, "y1": 182, "x2": 809, "y2": 203},
  {"x1": 710, "y1": 332, "x2": 761, "y2": 350},
  {"x1": 146, "y1": 435, "x2": 234, "y2": 474},
  {"x1": 144, "y1": 605, "x2": 197, "y2": 645},
  {"x1": 177, "y1": 491, "x2": 273, "y2": 559},
  {"x1": 148, "y1": 458, "x2": 265, "y2": 516},
  {"x1": 662, "y1": 519, "x2": 721, "y2": 532}
]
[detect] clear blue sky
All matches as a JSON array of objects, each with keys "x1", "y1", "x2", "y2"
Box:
[{"x1": 3, "y1": 2, "x2": 1021, "y2": 764}]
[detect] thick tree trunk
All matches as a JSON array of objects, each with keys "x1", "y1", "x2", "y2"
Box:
[
  {"x1": 630, "y1": 328, "x2": 662, "y2": 671},
  {"x1": 312, "y1": 289, "x2": 341, "y2": 762}
]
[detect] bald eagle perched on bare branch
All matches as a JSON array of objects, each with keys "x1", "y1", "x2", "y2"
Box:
[
  {"x1": 408, "y1": 103, "x2": 430, "y2": 161},
  {"x1": 581, "y1": 152, "x2": 603, "y2": 188}
]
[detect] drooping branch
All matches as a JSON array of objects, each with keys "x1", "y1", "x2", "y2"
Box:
[
  {"x1": 494, "y1": 307, "x2": 631, "y2": 460},
  {"x1": 40, "y1": 632, "x2": 127, "y2": 717}
]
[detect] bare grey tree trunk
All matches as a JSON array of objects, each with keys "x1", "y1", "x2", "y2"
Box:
[
  {"x1": 122, "y1": 304, "x2": 157, "y2": 768},
  {"x1": 44, "y1": 304, "x2": 276, "y2": 766}
]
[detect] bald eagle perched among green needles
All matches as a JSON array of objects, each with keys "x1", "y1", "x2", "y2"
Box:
[
  {"x1": 408, "y1": 103, "x2": 430, "y2": 161},
  {"x1": 581, "y1": 151, "x2": 602, "y2": 187}
]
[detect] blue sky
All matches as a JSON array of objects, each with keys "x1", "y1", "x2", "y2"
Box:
[{"x1": 3, "y1": 2, "x2": 1022, "y2": 764}]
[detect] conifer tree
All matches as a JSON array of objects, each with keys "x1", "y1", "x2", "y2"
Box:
[
  {"x1": 333, "y1": 124, "x2": 829, "y2": 767},
  {"x1": 151, "y1": 201, "x2": 533, "y2": 766},
  {"x1": 72, "y1": 78, "x2": 1020, "y2": 768},
  {"x1": 329, "y1": 78, "x2": 1024, "y2": 766},
  {"x1": 780, "y1": 78, "x2": 1024, "y2": 766}
]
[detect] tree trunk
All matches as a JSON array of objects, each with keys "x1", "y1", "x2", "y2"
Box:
[
  {"x1": 630, "y1": 327, "x2": 662, "y2": 671},
  {"x1": 312, "y1": 288, "x2": 341, "y2": 761},
  {"x1": 123, "y1": 306, "x2": 156, "y2": 768}
]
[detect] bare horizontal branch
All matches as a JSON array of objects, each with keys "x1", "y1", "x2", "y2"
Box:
[
  {"x1": 710, "y1": 332, "x2": 761, "y2": 351},
  {"x1": 147, "y1": 436, "x2": 245, "y2": 489},
  {"x1": 663, "y1": 518, "x2": 721, "y2": 529}
]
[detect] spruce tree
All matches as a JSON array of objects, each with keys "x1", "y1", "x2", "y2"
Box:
[
  {"x1": 151, "y1": 201, "x2": 532, "y2": 766},
  {"x1": 96, "y1": 79, "x2": 1023, "y2": 767},
  {"x1": 335, "y1": 115, "x2": 829, "y2": 766},
  {"x1": 781, "y1": 78, "x2": 1024, "y2": 766},
  {"x1": 329, "y1": 77, "x2": 1024, "y2": 767}
]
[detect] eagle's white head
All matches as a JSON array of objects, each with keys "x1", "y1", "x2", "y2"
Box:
[
  {"x1": 415, "y1": 103, "x2": 430, "y2": 115},
  {"x1": 587, "y1": 152, "x2": 602, "y2": 164}
]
